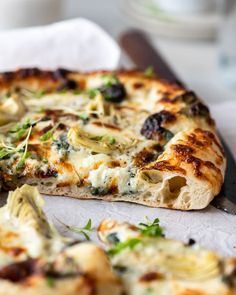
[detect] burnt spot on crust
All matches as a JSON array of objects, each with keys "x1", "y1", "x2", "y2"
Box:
[
  {"x1": 173, "y1": 134, "x2": 222, "y2": 178},
  {"x1": 53, "y1": 68, "x2": 71, "y2": 80},
  {"x1": 57, "y1": 79, "x2": 78, "y2": 91},
  {"x1": 144, "y1": 160, "x2": 186, "y2": 175},
  {"x1": 173, "y1": 144, "x2": 194, "y2": 156},
  {"x1": 133, "y1": 82, "x2": 144, "y2": 89},
  {"x1": 173, "y1": 91, "x2": 198, "y2": 104},
  {"x1": 140, "y1": 110, "x2": 175, "y2": 142},
  {"x1": 0, "y1": 259, "x2": 40, "y2": 282},
  {"x1": 133, "y1": 144, "x2": 163, "y2": 168},
  {"x1": 189, "y1": 101, "x2": 210, "y2": 117},
  {"x1": 35, "y1": 167, "x2": 58, "y2": 178},
  {"x1": 197, "y1": 129, "x2": 225, "y2": 156},
  {"x1": 139, "y1": 272, "x2": 163, "y2": 282}
]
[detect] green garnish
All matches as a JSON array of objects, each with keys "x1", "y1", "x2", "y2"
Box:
[
  {"x1": 0, "y1": 125, "x2": 33, "y2": 168},
  {"x1": 87, "y1": 88, "x2": 99, "y2": 99},
  {"x1": 10, "y1": 119, "x2": 39, "y2": 140},
  {"x1": 89, "y1": 135, "x2": 116, "y2": 145},
  {"x1": 73, "y1": 89, "x2": 81, "y2": 95},
  {"x1": 107, "y1": 238, "x2": 141, "y2": 256},
  {"x1": 102, "y1": 74, "x2": 119, "y2": 86},
  {"x1": 78, "y1": 113, "x2": 89, "y2": 120},
  {"x1": 35, "y1": 90, "x2": 45, "y2": 98},
  {"x1": 138, "y1": 217, "x2": 163, "y2": 238},
  {"x1": 16, "y1": 126, "x2": 32, "y2": 170},
  {"x1": 40, "y1": 124, "x2": 59, "y2": 142},
  {"x1": 46, "y1": 276, "x2": 55, "y2": 288},
  {"x1": 107, "y1": 136, "x2": 116, "y2": 145},
  {"x1": 144, "y1": 66, "x2": 154, "y2": 78},
  {"x1": 56, "y1": 218, "x2": 93, "y2": 241}
]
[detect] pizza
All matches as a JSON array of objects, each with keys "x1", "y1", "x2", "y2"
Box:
[
  {"x1": 98, "y1": 219, "x2": 236, "y2": 295},
  {"x1": 0, "y1": 68, "x2": 225, "y2": 210},
  {"x1": 1, "y1": 185, "x2": 235, "y2": 295},
  {"x1": 0, "y1": 185, "x2": 122, "y2": 295}
]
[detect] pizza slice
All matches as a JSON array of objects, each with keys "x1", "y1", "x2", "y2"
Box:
[
  {"x1": 0, "y1": 185, "x2": 122, "y2": 295},
  {"x1": 98, "y1": 219, "x2": 236, "y2": 295},
  {"x1": 0, "y1": 68, "x2": 225, "y2": 210}
]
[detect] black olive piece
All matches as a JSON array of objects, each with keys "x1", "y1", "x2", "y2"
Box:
[
  {"x1": 99, "y1": 82, "x2": 126, "y2": 103},
  {"x1": 187, "y1": 238, "x2": 196, "y2": 246},
  {"x1": 140, "y1": 111, "x2": 175, "y2": 140},
  {"x1": 53, "y1": 68, "x2": 70, "y2": 79},
  {"x1": 190, "y1": 102, "x2": 209, "y2": 117},
  {"x1": 174, "y1": 91, "x2": 198, "y2": 104}
]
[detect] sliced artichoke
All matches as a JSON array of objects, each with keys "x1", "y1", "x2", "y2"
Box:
[
  {"x1": 0, "y1": 95, "x2": 26, "y2": 126},
  {"x1": 68, "y1": 125, "x2": 117, "y2": 154},
  {"x1": 4, "y1": 185, "x2": 66, "y2": 259}
]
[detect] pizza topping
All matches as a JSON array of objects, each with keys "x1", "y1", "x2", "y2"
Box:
[
  {"x1": 99, "y1": 75, "x2": 126, "y2": 103},
  {"x1": 68, "y1": 126, "x2": 116, "y2": 154},
  {"x1": 189, "y1": 101, "x2": 210, "y2": 117},
  {"x1": 107, "y1": 238, "x2": 141, "y2": 257},
  {"x1": 139, "y1": 272, "x2": 163, "y2": 282},
  {"x1": 138, "y1": 218, "x2": 163, "y2": 238},
  {"x1": 56, "y1": 218, "x2": 93, "y2": 241},
  {"x1": 143, "y1": 66, "x2": 154, "y2": 78},
  {"x1": 174, "y1": 91, "x2": 198, "y2": 104},
  {"x1": 0, "y1": 95, "x2": 26, "y2": 126},
  {"x1": 133, "y1": 145, "x2": 163, "y2": 168},
  {"x1": 0, "y1": 258, "x2": 39, "y2": 282},
  {"x1": 39, "y1": 123, "x2": 60, "y2": 142},
  {"x1": 140, "y1": 111, "x2": 175, "y2": 142},
  {"x1": 57, "y1": 79, "x2": 78, "y2": 91}
]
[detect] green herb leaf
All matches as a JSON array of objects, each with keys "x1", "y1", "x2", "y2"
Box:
[
  {"x1": 108, "y1": 136, "x2": 116, "y2": 145},
  {"x1": 46, "y1": 276, "x2": 55, "y2": 288},
  {"x1": 15, "y1": 126, "x2": 32, "y2": 170},
  {"x1": 87, "y1": 88, "x2": 99, "y2": 99},
  {"x1": 0, "y1": 148, "x2": 14, "y2": 160},
  {"x1": 138, "y1": 217, "x2": 163, "y2": 238},
  {"x1": 73, "y1": 89, "x2": 81, "y2": 95},
  {"x1": 144, "y1": 66, "x2": 154, "y2": 78},
  {"x1": 16, "y1": 151, "x2": 31, "y2": 170},
  {"x1": 56, "y1": 218, "x2": 93, "y2": 241},
  {"x1": 107, "y1": 238, "x2": 141, "y2": 256},
  {"x1": 40, "y1": 124, "x2": 59, "y2": 142},
  {"x1": 102, "y1": 74, "x2": 119, "y2": 86},
  {"x1": 78, "y1": 113, "x2": 89, "y2": 120},
  {"x1": 40, "y1": 130, "x2": 54, "y2": 142},
  {"x1": 35, "y1": 90, "x2": 45, "y2": 98}
]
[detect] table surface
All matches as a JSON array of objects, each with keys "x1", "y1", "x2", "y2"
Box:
[{"x1": 68, "y1": 0, "x2": 236, "y2": 104}]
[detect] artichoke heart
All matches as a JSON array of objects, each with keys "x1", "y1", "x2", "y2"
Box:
[
  {"x1": 0, "y1": 95, "x2": 26, "y2": 126},
  {"x1": 68, "y1": 125, "x2": 117, "y2": 154},
  {"x1": 159, "y1": 241, "x2": 220, "y2": 281}
]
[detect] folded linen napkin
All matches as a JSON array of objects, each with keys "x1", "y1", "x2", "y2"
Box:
[{"x1": 0, "y1": 18, "x2": 120, "y2": 71}]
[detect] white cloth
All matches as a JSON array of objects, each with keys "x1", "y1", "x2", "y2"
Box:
[
  {"x1": 0, "y1": 18, "x2": 120, "y2": 71},
  {"x1": 0, "y1": 18, "x2": 235, "y2": 256}
]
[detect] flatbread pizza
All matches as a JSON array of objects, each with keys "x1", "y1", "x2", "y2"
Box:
[{"x1": 0, "y1": 68, "x2": 225, "y2": 209}]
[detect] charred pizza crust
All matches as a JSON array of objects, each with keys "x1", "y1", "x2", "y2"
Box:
[{"x1": 0, "y1": 68, "x2": 225, "y2": 210}]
